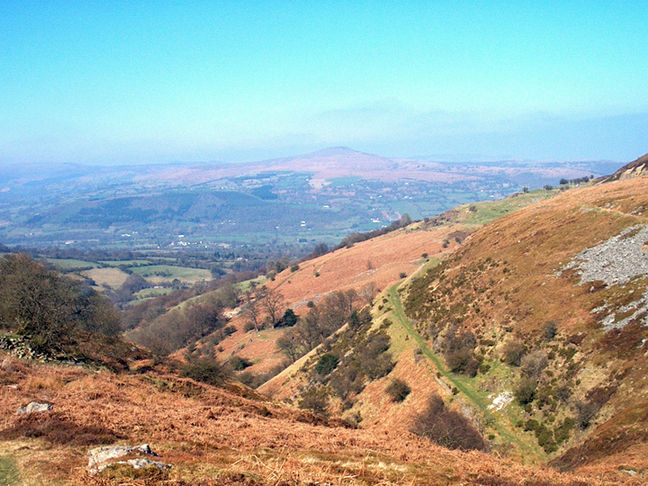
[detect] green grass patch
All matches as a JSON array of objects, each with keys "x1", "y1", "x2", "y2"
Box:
[
  {"x1": 134, "y1": 287, "x2": 173, "y2": 299},
  {"x1": 130, "y1": 264, "x2": 211, "y2": 283},
  {"x1": 234, "y1": 275, "x2": 268, "y2": 293},
  {"x1": 45, "y1": 258, "x2": 100, "y2": 270},
  {"x1": 99, "y1": 259, "x2": 151, "y2": 266},
  {"x1": 459, "y1": 189, "x2": 558, "y2": 226},
  {"x1": 0, "y1": 455, "x2": 20, "y2": 486}
]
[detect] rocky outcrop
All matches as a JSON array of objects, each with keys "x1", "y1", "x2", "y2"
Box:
[
  {"x1": 602, "y1": 153, "x2": 648, "y2": 182},
  {"x1": 88, "y1": 443, "x2": 171, "y2": 475}
]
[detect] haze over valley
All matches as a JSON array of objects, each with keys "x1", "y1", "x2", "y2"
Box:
[{"x1": 0, "y1": 147, "x2": 617, "y2": 249}]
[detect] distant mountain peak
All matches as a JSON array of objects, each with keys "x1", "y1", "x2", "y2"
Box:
[{"x1": 305, "y1": 146, "x2": 367, "y2": 158}]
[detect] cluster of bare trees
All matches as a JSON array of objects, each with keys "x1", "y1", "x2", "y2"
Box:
[
  {"x1": 276, "y1": 289, "x2": 362, "y2": 362},
  {"x1": 242, "y1": 285, "x2": 284, "y2": 331}
]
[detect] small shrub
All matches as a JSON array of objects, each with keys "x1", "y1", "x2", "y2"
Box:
[
  {"x1": 315, "y1": 354, "x2": 339, "y2": 376},
  {"x1": 446, "y1": 349, "x2": 479, "y2": 377},
  {"x1": 358, "y1": 332, "x2": 393, "y2": 379},
  {"x1": 501, "y1": 339, "x2": 525, "y2": 366},
  {"x1": 275, "y1": 308, "x2": 298, "y2": 328},
  {"x1": 399, "y1": 272, "x2": 407, "y2": 279},
  {"x1": 223, "y1": 325, "x2": 237, "y2": 336},
  {"x1": 543, "y1": 321, "x2": 557, "y2": 340},
  {"x1": 243, "y1": 322, "x2": 256, "y2": 332},
  {"x1": 290, "y1": 264, "x2": 300, "y2": 272},
  {"x1": 575, "y1": 400, "x2": 600, "y2": 429},
  {"x1": 554, "y1": 417, "x2": 575, "y2": 444},
  {"x1": 536, "y1": 426, "x2": 557, "y2": 453},
  {"x1": 230, "y1": 356, "x2": 252, "y2": 371},
  {"x1": 478, "y1": 362, "x2": 491, "y2": 374},
  {"x1": 349, "y1": 309, "x2": 371, "y2": 330},
  {"x1": 410, "y1": 395, "x2": 486, "y2": 451},
  {"x1": 385, "y1": 378, "x2": 411, "y2": 402},
  {"x1": 298, "y1": 387, "x2": 329, "y2": 414},
  {"x1": 515, "y1": 377, "x2": 537, "y2": 405},
  {"x1": 182, "y1": 358, "x2": 230, "y2": 386},
  {"x1": 521, "y1": 351, "x2": 548, "y2": 380},
  {"x1": 524, "y1": 419, "x2": 540, "y2": 432}
]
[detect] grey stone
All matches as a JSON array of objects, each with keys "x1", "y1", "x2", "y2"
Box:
[
  {"x1": 88, "y1": 443, "x2": 171, "y2": 475},
  {"x1": 17, "y1": 401, "x2": 52, "y2": 414}
]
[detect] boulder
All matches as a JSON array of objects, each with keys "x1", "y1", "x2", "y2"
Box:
[
  {"x1": 16, "y1": 401, "x2": 52, "y2": 414},
  {"x1": 88, "y1": 444, "x2": 171, "y2": 475}
]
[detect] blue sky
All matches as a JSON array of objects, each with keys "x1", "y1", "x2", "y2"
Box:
[{"x1": 1, "y1": 1, "x2": 647, "y2": 164}]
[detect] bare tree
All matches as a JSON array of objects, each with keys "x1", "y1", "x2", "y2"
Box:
[
  {"x1": 262, "y1": 287, "x2": 284, "y2": 327},
  {"x1": 359, "y1": 281, "x2": 379, "y2": 305},
  {"x1": 277, "y1": 333, "x2": 299, "y2": 362},
  {"x1": 243, "y1": 288, "x2": 261, "y2": 331}
]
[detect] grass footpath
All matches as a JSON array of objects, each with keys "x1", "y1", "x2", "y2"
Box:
[
  {"x1": 386, "y1": 282, "x2": 545, "y2": 462},
  {"x1": 0, "y1": 455, "x2": 20, "y2": 486}
]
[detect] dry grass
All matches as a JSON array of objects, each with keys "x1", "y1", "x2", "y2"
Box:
[
  {"x1": 1, "y1": 354, "x2": 633, "y2": 485},
  {"x1": 212, "y1": 224, "x2": 462, "y2": 373}
]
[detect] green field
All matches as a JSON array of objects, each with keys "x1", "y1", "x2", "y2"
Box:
[
  {"x1": 458, "y1": 188, "x2": 560, "y2": 226},
  {"x1": 130, "y1": 264, "x2": 212, "y2": 284},
  {"x1": 81, "y1": 267, "x2": 131, "y2": 288},
  {"x1": 134, "y1": 287, "x2": 173, "y2": 300},
  {"x1": 99, "y1": 259, "x2": 151, "y2": 266},
  {"x1": 46, "y1": 258, "x2": 100, "y2": 270},
  {"x1": 234, "y1": 275, "x2": 268, "y2": 293}
]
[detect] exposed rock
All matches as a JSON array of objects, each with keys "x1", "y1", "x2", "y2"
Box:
[
  {"x1": 488, "y1": 391, "x2": 513, "y2": 412},
  {"x1": 17, "y1": 401, "x2": 53, "y2": 414},
  {"x1": 562, "y1": 224, "x2": 648, "y2": 286},
  {"x1": 601, "y1": 153, "x2": 648, "y2": 182},
  {"x1": 561, "y1": 224, "x2": 648, "y2": 331},
  {"x1": 88, "y1": 443, "x2": 171, "y2": 475}
]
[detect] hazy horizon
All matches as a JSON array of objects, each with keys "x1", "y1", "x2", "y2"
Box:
[{"x1": 1, "y1": 2, "x2": 647, "y2": 166}]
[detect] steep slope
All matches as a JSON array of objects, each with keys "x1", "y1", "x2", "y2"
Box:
[
  {"x1": 403, "y1": 176, "x2": 648, "y2": 469},
  {"x1": 263, "y1": 175, "x2": 648, "y2": 480}
]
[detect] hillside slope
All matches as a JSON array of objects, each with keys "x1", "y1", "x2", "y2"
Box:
[
  {"x1": 188, "y1": 188, "x2": 560, "y2": 375},
  {"x1": 0, "y1": 351, "x2": 637, "y2": 485},
  {"x1": 263, "y1": 175, "x2": 648, "y2": 481}
]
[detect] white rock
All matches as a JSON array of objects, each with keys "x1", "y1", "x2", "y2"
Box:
[
  {"x1": 16, "y1": 401, "x2": 52, "y2": 414},
  {"x1": 489, "y1": 391, "x2": 513, "y2": 411},
  {"x1": 88, "y1": 443, "x2": 171, "y2": 475}
]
